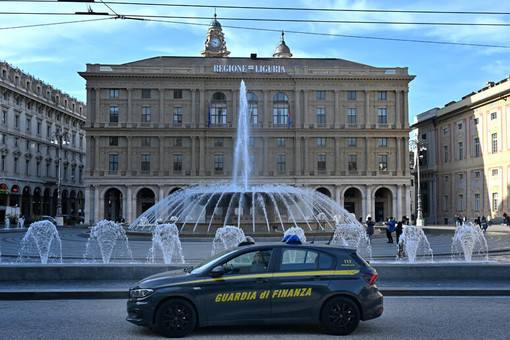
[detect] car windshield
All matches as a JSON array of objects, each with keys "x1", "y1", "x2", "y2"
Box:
[{"x1": 190, "y1": 248, "x2": 238, "y2": 275}]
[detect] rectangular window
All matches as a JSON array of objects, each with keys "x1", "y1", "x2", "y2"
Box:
[
  {"x1": 214, "y1": 154, "x2": 223, "y2": 171},
  {"x1": 174, "y1": 137, "x2": 182, "y2": 147},
  {"x1": 316, "y1": 91, "x2": 325, "y2": 100},
  {"x1": 141, "y1": 89, "x2": 151, "y2": 99},
  {"x1": 277, "y1": 137, "x2": 286, "y2": 147},
  {"x1": 347, "y1": 91, "x2": 356, "y2": 100},
  {"x1": 458, "y1": 123, "x2": 463, "y2": 130},
  {"x1": 474, "y1": 118, "x2": 479, "y2": 125},
  {"x1": 491, "y1": 112, "x2": 498, "y2": 120},
  {"x1": 378, "y1": 91, "x2": 387, "y2": 100},
  {"x1": 348, "y1": 154, "x2": 357, "y2": 171},
  {"x1": 444, "y1": 145, "x2": 448, "y2": 162},
  {"x1": 173, "y1": 154, "x2": 183, "y2": 171},
  {"x1": 141, "y1": 154, "x2": 150, "y2": 171},
  {"x1": 141, "y1": 106, "x2": 151, "y2": 123},
  {"x1": 141, "y1": 137, "x2": 151, "y2": 146},
  {"x1": 15, "y1": 115, "x2": 19, "y2": 128},
  {"x1": 458, "y1": 141, "x2": 463, "y2": 160},
  {"x1": 277, "y1": 154, "x2": 286, "y2": 172},
  {"x1": 492, "y1": 168, "x2": 499, "y2": 176},
  {"x1": 347, "y1": 108, "x2": 356, "y2": 124},
  {"x1": 317, "y1": 137, "x2": 326, "y2": 147},
  {"x1": 37, "y1": 121, "x2": 41, "y2": 135},
  {"x1": 109, "y1": 106, "x2": 119, "y2": 123},
  {"x1": 474, "y1": 137, "x2": 480, "y2": 157},
  {"x1": 378, "y1": 138, "x2": 387, "y2": 147},
  {"x1": 493, "y1": 192, "x2": 499, "y2": 211},
  {"x1": 316, "y1": 108, "x2": 326, "y2": 124},
  {"x1": 443, "y1": 127, "x2": 448, "y2": 134},
  {"x1": 492, "y1": 133, "x2": 498, "y2": 153},
  {"x1": 25, "y1": 160, "x2": 30, "y2": 175},
  {"x1": 379, "y1": 154, "x2": 388, "y2": 171},
  {"x1": 173, "y1": 90, "x2": 182, "y2": 99},
  {"x1": 2, "y1": 111, "x2": 6, "y2": 124},
  {"x1": 173, "y1": 107, "x2": 182, "y2": 124},
  {"x1": 109, "y1": 137, "x2": 118, "y2": 146},
  {"x1": 378, "y1": 108, "x2": 387, "y2": 124},
  {"x1": 212, "y1": 104, "x2": 227, "y2": 124},
  {"x1": 26, "y1": 118, "x2": 31, "y2": 132},
  {"x1": 317, "y1": 154, "x2": 326, "y2": 171},
  {"x1": 475, "y1": 193, "x2": 480, "y2": 211},
  {"x1": 109, "y1": 89, "x2": 119, "y2": 98},
  {"x1": 214, "y1": 138, "x2": 223, "y2": 147},
  {"x1": 109, "y1": 154, "x2": 118, "y2": 171},
  {"x1": 348, "y1": 137, "x2": 357, "y2": 146},
  {"x1": 36, "y1": 162, "x2": 40, "y2": 176}
]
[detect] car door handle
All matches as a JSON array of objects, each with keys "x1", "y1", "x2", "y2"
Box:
[{"x1": 254, "y1": 278, "x2": 269, "y2": 283}]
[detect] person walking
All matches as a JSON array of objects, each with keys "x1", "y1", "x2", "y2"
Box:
[
  {"x1": 365, "y1": 217, "x2": 375, "y2": 244},
  {"x1": 481, "y1": 216, "x2": 487, "y2": 232},
  {"x1": 395, "y1": 218, "x2": 404, "y2": 244},
  {"x1": 385, "y1": 217, "x2": 396, "y2": 243}
]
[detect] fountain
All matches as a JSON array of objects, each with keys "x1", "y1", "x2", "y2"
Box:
[
  {"x1": 148, "y1": 222, "x2": 185, "y2": 264},
  {"x1": 397, "y1": 225, "x2": 433, "y2": 263},
  {"x1": 211, "y1": 225, "x2": 246, "y2": 255},
  {"x1": 329, "y1": 222, "x2": 371, "y2": 259},
  {"x1": 451, "y1": 222, "x2": 489, "y2": 262},
  {"x1": 129, "y1": 80, "x2": 361, "y2": 235},
  {"x1": 84, "y1": 220, "x2": 133, "y2": 263},
  {"x1": 18, "y1": 220, "x2": 62, "y2": 264},
  {"x1": 283, "y1": 226, "x2": 307, "y2": 243}
]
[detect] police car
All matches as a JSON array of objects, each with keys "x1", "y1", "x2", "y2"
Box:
[{"x1": 127, "y1": 236, "x2": 383, "y2": 337}]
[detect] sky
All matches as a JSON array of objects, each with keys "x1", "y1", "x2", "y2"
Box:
[{"x1": 2, "y1": 0, "x2": 510, "y2": 122}]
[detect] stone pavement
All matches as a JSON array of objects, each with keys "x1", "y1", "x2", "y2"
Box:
[{"x1": 0, "y1": 223, "x2": 509, "y2": 299}]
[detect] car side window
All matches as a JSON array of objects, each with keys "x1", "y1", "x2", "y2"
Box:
[
  {"x1": 280, "y1": 249, "x2": 336, "y2": 271},
  {"x1": 221, "y1": 249, "x2": 273, "y2": 274}
]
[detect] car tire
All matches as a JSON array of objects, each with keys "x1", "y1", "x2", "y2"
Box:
[
  {"x1": 320, "y1": 296, "x2": 360, "y2": 336},
  {"x1": 155, "y1": 298, "x2": 196, "y2": 338}
]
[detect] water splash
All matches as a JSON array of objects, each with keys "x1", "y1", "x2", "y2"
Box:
[
  {"x1": 330, "y1": 223, "x2": 371, "y2": 259},
  {"x1": 211, "y1": 225, "x2": 246, "y2": 255},
  {"x1": 451, "y1": 222, "x2": 488, "y2": 262},
  {"x1": 18, "y1": 221, "x2": 62, "y2": 264},
  {"x1": 397, "y1": 225, "x2": 433, "y2": 263},
  {"x1": 148, "y1": 223, "x2": 185, "y2": 264},
  {"x1": 283, "y1": 226, "x2": 307, "y2": 243},
  {"x1": 232, "y1": 80, "x2": 251, "y2": 190},
  {"x1": 84, "y1": 220, "x2": 133, "y2": 263}
]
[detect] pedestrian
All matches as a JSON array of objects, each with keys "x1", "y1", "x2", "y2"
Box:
[
  {"x1": 475, "y1": 216, "x2": 482, "y2": 229},
  {"x1": 18, "y1": 215, "x2": 24, "y2": 229},
  {"x1": 385, "y1": 217, "x2": 396, "y2": 243},
  {"x1": 365, "y1": 217, "x2": 375, "y2": 244},
  {"x1": 487, "y1": 215, "x2": 492, "y2": 228},
  {"x1": 481, "y1": 216, "x2": 487, "y2": 232},
  {"x1": 505, "y1": 213, "x2": 510, "y2": 227},
  {"x1": 395, "y1": 218, "x2": 404, "y2": 244}
]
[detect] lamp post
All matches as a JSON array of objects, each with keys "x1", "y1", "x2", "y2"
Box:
[
  {"x1": 50, "y1": 128, "x2": 70, "y2": 226},
  {"x1": 413, "y1": 139, "x2": 427, "y2": 227}
]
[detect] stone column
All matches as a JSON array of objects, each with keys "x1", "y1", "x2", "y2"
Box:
[
  {"x1": 199, "y1": 136, "x2": 205, "y2": 175},
  {"x1": 94, "y1": 185, "x2": 100, "y2": 223},
  {"x1": 263, "y1": 90, "x2": 268, "y2": 127},
  {"x1": 263, "y1": 137, "x2": 269, "y2": 174},
  {"x1": 365, "y1": 186, "x2": 372, "y2": 218},
  {"x1": 303, "y1": 90, "x2": 309, "y2": 127},
  {"x1": 127, "y1": 136, "x2": 132, "y2": 173},
  {"x1": 303, "y1": 137, "x2": 309, "y2": 174},
  {"x1": 159, "y1": 88, "x2": 165, "y2": 125},
  {"x1": 191, "y1": 89, "x2": 196, "y2": 126},
  {"x1": 232, "y1": 89, "x2": 237, "y2": 128},
  {"x1": 127, "y1": 185, "x2": 133, "y2": 224},
  {"x1": 159, "y1": 136, "x2": 164, "y2": 171},
  {"x1": 335, "y1": 137, "x2": 340, "y2": 175},
  {"x1": 199, "y1": 89, "x2": 205, "y2": 127},
  {"x1": 127, "y1": 88, "x2": 132, "y2": 125},
  {"x1": 334, "y1": 90, "x2": 339, "y2": 126},
  {"x1": 191, "y1": 137, "x2": 196, "y2": 175},
  {"x1": 364, "y1": 90, "x2": 370, "y2": 127}
]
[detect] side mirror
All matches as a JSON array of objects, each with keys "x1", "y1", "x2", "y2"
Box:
[{"x1": 210, "y1": 265, "x2": 225, "y2": 278}]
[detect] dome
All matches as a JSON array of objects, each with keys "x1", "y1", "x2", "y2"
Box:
[
  {"x1": 210, "y1": 14, "x2": 221, "y2": 28},
  {"x1": 273, "y1": 31, "x2": 292, "y2": 58}
]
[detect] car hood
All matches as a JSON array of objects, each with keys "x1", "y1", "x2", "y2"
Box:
[{"x1": 136, "y1": 269, "x2": 198, "y2": 289}]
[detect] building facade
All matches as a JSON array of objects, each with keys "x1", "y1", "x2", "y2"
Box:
[
  {"x1": 80, "y1": 20, "x2": 415, "y2": 225},
  {"x1": 412, "y1": 76, "x2": 510, "y2": 224},
  {"x1": 0, "y1": 61, "x2": 86, "y2": 224}
]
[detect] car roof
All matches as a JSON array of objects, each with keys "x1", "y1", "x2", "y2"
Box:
[{"x1": 236, "y1": 242, "x2": 356, "y2": 254}]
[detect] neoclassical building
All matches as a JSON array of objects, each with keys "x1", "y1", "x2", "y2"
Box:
[
  {"x1": 0, "y1": 61, "x2": 86, "y2": 223},
  {"x1": 80, "y1": 18, "x2": 415, "y2": 225},
  {"x1": 412, "y1": 76, "x2": 510, "y2": 224}
]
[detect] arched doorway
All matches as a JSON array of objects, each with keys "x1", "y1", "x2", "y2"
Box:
[
  {"x1": 344, "y1": 187, "x2": 362, "y2": 219},
  {"x1": 43, "y1": 188, "x2": 51, "y2": 215},
  {"x1": 316, "y1": 187, "x2": 331, "y2": 198},
  {"x1": 33, "y1": 187, "x2": 42, "y2": 217},
  {"x1": 22, "y1": 186, "x2": 31, "y2": 218},
  {"x1": 374, "y1": 187, "x2": 393, "y2": 222},
  {"x1": 104, "y1": 188, "x2": 123, "y2": 222},
  {"x1": 136, "y1": 188, "x2": 155, "y2": 217}
]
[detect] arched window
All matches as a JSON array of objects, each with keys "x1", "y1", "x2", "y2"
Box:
[
  {"x1": 247, "y1": 92, "x2": 258, "y2": 124},
  {"x1": 273, "y1": 92, "x2": 289, "y2": 126},
  {"x1": 210, "y1": 92, "x2": 227, "y2": 125}
]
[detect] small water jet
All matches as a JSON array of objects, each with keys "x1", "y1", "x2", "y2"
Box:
[
  {"x1": 84, "y1": 220, "x2": 133, "y2": 263},
  {"x1": 397, "y1": 225, "x2": 433, "y2": 263},
  {"x1": 283, "y1": 226, "x2": 307, "y2": 243},
  {"x1": 329, "y1": 222, "x2": 371, "y2": 259},
  {"x1": 18, "y1": 220, "x2": 62, "y2": 264},
  {"x1": 211, "y1": 225, "x2": 246, "y2": 255},
  {"x1": 148, "y1": 222, "x2": 185, "y2": 264},
  {"x1": 451, "y1": 222, "x2": 488, "y2": 262}
]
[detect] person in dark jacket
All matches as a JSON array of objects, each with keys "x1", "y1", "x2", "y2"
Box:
[
  {"x1": 365, "y1": 217, "x2": 375, "y2": 244},
  {"x1": 395, "y1": 218, "x2": 404, "y2": 244},
  {"x1": 385, "y1": 217, "x2": 396, "y2": 243}
]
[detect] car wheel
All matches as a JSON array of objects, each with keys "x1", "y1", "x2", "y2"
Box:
[
  {"x1": 320, "y1": 296, "x2": 360, "y2": 335},
  {"x1": 156, "y1": 298, "x2": 196, "y2": 338}
]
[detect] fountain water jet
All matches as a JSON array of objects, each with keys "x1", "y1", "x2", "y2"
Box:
[
  {"x1": 129, "y1": 80, "x2": 362, "y2": 235},
  {"x1": 18, "y1": 221, "x2": 62, "y2": 264},
  {"x1": 451, "y1": 222, "x2": 488, "y2": 262},
  {"x1": 397, "y1": 225, "x2": 433, "y2": 263},
  {"x1": 283, "y1": 226, "x2": 307, "y2": 243},
  {"x1": 84, "y1": 220, "x2": 133, "y2": 263},
  {"x1": 211, "y1": 225, "x2": 246, "y2": 255},
  {"x1": 330, "y1": 222, "x2": 371, "y2": 259},
  {"x1": 148, "y1": 222, "x2": 185, "y2": 264}
]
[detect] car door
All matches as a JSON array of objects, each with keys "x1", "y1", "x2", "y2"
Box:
[
  {"x1": 270, "y1": 247, "x2": 337, "y2": 320},
  {"x1": 201, "y1": 248, "x2": 274, "y2": 323}
]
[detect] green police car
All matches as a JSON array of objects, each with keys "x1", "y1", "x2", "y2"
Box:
[{"x1": 127, "y1": 237, "x2": 383, "y2": 337}]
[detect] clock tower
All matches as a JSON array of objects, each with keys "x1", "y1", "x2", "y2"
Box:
[{"x1": 201, "y1": 14, "x2": 230, "y2": 57}]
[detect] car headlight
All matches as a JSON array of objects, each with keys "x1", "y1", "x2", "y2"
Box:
[{"x1": 130, "y1": 288, "x2": 154, "y2": 299}]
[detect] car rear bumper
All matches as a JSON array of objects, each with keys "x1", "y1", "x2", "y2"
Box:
[{"x1": 361, "y1": 288, "x2": 384, "y2": 321}]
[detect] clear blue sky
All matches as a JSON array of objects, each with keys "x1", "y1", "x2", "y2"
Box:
[{"x1": 2, "y1": 0, "x2": 510, "y2": 122}]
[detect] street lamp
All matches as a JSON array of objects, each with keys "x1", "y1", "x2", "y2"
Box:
[
  {"x1": 50, "y1": 128, "x2": 70, "y2": 226},
  {"x1": 412, "y1": 139, "x2": 427, "y2": 227}
]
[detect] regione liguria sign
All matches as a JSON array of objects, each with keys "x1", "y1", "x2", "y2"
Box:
[{"x1": 213, "y1": 64, "x2": 287, "y2": 73}]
